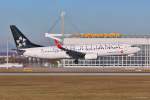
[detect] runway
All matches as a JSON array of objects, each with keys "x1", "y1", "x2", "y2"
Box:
[{"x1": 0, "y1": 73, "x2": 150, "y2": 76}]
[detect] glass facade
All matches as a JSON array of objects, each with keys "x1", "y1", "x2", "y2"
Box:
[{"x1": 62, "y1": 38, "x2": 150, "y2": 67}]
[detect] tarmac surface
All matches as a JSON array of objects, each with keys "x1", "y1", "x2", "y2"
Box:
[{"x1": 1, "y1": 72, "x2": 150, "y2": 76}]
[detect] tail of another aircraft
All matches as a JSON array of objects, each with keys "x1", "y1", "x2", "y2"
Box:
[{"x1": 10, "y1": 25, "x2": 43, "y2": 49}]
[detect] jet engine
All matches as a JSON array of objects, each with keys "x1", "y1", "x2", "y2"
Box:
[{"x1": 84, "y1": 53, "x2": 98, "y2": 60}]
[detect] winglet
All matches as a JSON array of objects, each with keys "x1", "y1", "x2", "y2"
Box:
[{"x1": 54, "y1": 39, "x2": 62, "y2": 49}]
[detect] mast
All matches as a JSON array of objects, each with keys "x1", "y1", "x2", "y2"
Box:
[
  {"x1": 6, "y1": 40, "x2": 9, "y2": 69},
  {"x1": 61, "y1": 11, "x2": 65, "y2": 44}
]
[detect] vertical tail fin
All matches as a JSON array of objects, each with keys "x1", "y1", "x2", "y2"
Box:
[{"x1": 10, "y1": 25, "x2": 43, "y2": 49}]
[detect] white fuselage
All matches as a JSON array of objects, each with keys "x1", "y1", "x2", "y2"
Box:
[{"x1": 22, "y1": 43, "x2": 140, "y2": 59}]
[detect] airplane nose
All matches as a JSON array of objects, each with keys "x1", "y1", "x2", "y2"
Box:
[{"x1": 125, "y1": 47, "x2": 141, "y2": 54}]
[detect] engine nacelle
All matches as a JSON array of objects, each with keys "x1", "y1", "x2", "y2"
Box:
[{"x1": 84, "y1": 53, "x2": 98, "y2": 60}]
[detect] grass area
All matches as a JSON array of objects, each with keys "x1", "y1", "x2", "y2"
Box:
[{"x1": 0, "y1": 76, "x2": 150, "y2": 100}]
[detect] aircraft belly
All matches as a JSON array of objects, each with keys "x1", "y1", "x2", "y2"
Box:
[
  {"x1": 24, "y1": 49, "x2": 70, "y2": 59},
  {"x1": 97, "y1": 49, "x2": 123, "y2": 56},
  {"x1": 97, "y1": 50, "x2": 108, "y2": 56},
  {"x1": 40, "y1": 52, "x2": 70, "y2": 59}
]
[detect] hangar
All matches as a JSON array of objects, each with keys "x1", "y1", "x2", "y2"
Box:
[{"x1": 61, "y1": 35, "x2": 150, "y2": 67}]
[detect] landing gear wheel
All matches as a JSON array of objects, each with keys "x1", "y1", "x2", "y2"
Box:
[{"x1": 74, "y1": 59, "x2": 79, "y2": 64}]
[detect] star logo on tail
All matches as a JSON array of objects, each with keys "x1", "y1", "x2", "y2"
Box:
[{"x1": 16, "y1": 36, "x2": 26, "y2": 47}]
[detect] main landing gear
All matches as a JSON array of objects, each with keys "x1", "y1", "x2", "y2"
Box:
[{"x1": 74, "y1": 59, "x2": 79, "y2": 64}]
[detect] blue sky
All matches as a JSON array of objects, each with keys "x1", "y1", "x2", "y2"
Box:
[{"x1": 0, "y1": 0, "x2": 150, "y2": 48}]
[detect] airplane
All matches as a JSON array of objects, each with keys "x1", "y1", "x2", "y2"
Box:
[{"x1": 10, "y1": 25, "x2": 140, "y2": 64}]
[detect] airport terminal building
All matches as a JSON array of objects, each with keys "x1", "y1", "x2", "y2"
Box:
[{"x1": 61, "y1": 34, "x2": 150, "y2": 67}]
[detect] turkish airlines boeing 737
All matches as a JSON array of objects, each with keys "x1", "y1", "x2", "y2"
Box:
[{"x1": 10, "y1": 25, "x2": 140, "y2": 64}]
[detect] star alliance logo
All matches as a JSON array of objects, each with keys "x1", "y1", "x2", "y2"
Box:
[{"x1": 16, "y1": 36, "x2": 26, "y2": 47}]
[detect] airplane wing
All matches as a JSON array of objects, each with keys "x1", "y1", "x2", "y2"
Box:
[{"x1": 54, "y1": 39, "x2": 85, "y2": 59}]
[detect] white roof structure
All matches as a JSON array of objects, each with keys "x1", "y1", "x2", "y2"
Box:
[{"x1": 64, "y1": 38, "x2": 150, "y2": 45}]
